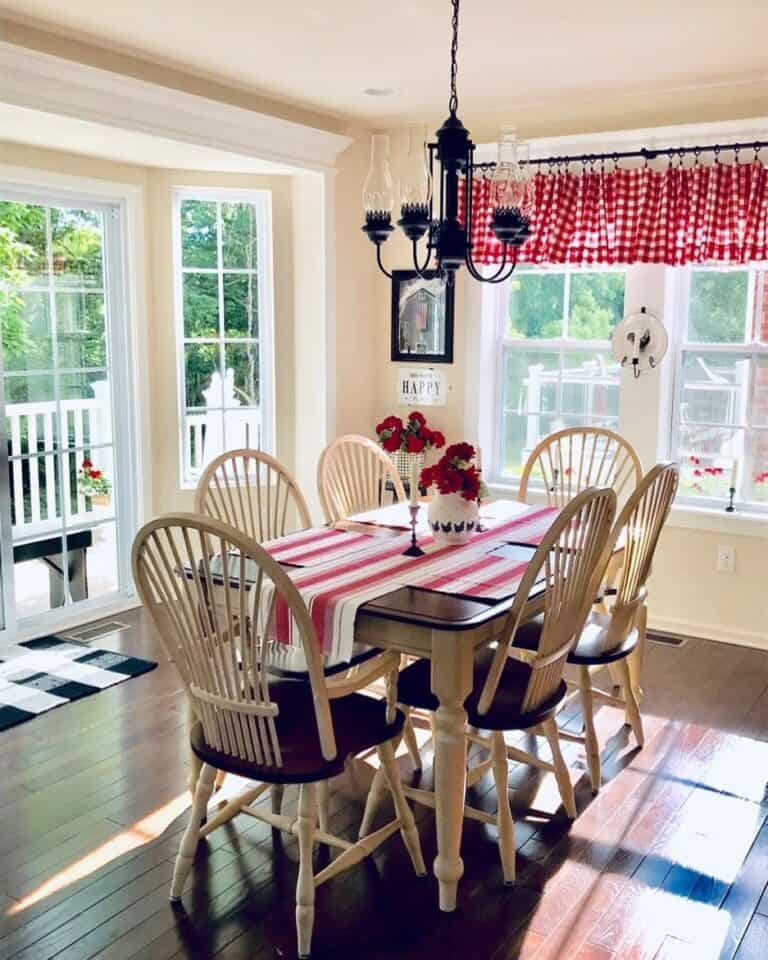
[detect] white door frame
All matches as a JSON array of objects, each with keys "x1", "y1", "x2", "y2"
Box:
[{"x1": 0, "y1": 170, "x2": 150, "y2": 642}]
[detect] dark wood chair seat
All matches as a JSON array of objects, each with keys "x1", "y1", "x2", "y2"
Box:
[
  {"x1": 513, "y1": 613, "x2": 639, "y2": 666},
  {"x1": 396, "y1": 648, "x2": 567, "y2": 731},
  {"x1": 191, "y1": 682, "x2": 405, "y2": 784},
  {"x1": 264, "y1": 640, "x2": 383, "y2": 680}
]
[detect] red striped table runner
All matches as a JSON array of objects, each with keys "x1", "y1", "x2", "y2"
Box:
[{"x1": 266, "y1": 503, "x2": 560, "y2": 661}]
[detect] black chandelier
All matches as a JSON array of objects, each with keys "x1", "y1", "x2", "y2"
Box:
[{"x1": 361, "y1": 0, "x2": 534, "y2": 285}]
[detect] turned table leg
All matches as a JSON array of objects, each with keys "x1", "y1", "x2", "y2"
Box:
[{"x1": 430, "y1": 631, "x2": 474, "y2": 912}]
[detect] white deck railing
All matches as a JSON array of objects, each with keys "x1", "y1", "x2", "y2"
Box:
[{"x1": 7, "y1": 395, "x2": 111, "y2": 539}]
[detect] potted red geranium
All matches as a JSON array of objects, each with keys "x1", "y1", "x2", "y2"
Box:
[
  {"x1": 420, "y1": 442, "x2": 485, "y2": 544},
  {"x1": 77, "y1": 457, "x2": 112, "y2": 508},
  {"x1": 375, "y1": 411, "x2": 445, "y2": 482}
]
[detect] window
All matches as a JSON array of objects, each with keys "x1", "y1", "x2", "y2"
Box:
[
  {"x1": 495, "y1": 267, "x2": 626, "y2": 481},
  {"x1": 672, "y1": 265, "x2": 768, "y2": 510},
  {"x1": 174, "y1": 190, "x2": 273, "y2": 486}
]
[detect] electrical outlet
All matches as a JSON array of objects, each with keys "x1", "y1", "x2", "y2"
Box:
[{"x1": 717, "y1": 544, "x2": 736, "y2": 573}]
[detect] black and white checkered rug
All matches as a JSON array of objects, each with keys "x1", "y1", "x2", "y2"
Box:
[{"x1": 0, "y1": 636, "x2": 157, "y2": 732}]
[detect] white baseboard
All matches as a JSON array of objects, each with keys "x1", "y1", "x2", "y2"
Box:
[{"x1": 648, "y1": 614, "x2": 767, "y2": 651}]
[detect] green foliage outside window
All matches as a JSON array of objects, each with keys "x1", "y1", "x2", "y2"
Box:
[
  {"x1": 508, "y1": 270, "x2": 625, "y2": 339},
  {"x1": 180, "y1": 199, "x2": 260, "y2": 410},
  {"x1": 0, "y1": 202, "x2": 106, "y2": 403}
]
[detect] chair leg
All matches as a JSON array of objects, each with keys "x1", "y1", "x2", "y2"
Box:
[
  {"x1": 358, "y1": 766, "x2": 387, "y2": 838},
  {"x1": 491, "y1": 731, "x2": 516, "y2": 885},
  {"x1": 580, "y1": 666, "x2": 602, "y2": 794},
  {"x1": 214, "y1": 769, "x2": 227, "y2": 793},
  {"x1": 318, "y1": 779, "x2": 330, "y2": 834},
  {"x1": 626, "y1": 604, "x2": 647, "y2": 710},
  {"x1": 377, "y1": 740, "x2": 427, "y2": 877},
  {"x1": 401, "y1": 706, "x2": 422, "y2": 771},
  {"x1": 542, "y1": 717, "x2": 577, "y2": 819},
  {"x1": 170, "y1": 763, "x2": 216, "y2": 901},
  {"x1": 295, "y1": 783, "x2": 317, "y2": 960},
  {"x1": 271, "y1": 783, "x2": 284, "y2": 815},
  {"x1": 619, "y1": 658, "x2": 645, "y2": 748}
]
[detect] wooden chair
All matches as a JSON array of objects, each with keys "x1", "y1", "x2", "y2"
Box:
[
  {"x1": 317, "y1": 434, "x2": 406, "y2": 525},
  {"x1": 195, "y1": 448, "x2": 312, "y2": 540},
  {"x1": 131, "y1": 514, "x2": 426, "y2": 960},
  {"x1": 359, "y1": 487, "x2": 617, "y2": 885},
  {"x1": 316, "y1": 435, "x2": 422, "y2": 770},
  {"x1": 518, "y1": 426, "x2": 642, "y2": 508},
  {"x1": 513, "y1": 463, "x2": 679, "y2": 793},
  {"x1": 195, "y1": 448, "x2": 403, "y2": 822}
]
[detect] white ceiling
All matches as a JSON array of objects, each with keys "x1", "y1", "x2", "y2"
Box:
[
  {"x1": 0, "y1": 103, "x2": 296, "y2": 173},
  {"x1": 3, "y1": 1, "x2": 768, "y2": 133}
]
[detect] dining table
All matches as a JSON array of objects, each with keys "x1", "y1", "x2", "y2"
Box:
[
  {"x1": 243, "y1": 497, "x2": 571, "y2": 913},
  {"x1": 196, "y1": 496, "x2": 623, "y2": 912}
]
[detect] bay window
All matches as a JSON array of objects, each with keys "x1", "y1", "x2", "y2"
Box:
[{"x1": 174, "y1": 189, "x2": 274, "y2": 486}]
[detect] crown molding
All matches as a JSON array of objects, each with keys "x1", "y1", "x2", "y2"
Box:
[{"x1": 0, "y1": 41, "x2": 353, "y2": 172}]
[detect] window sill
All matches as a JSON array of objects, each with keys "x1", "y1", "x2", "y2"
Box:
[
  {"x1": 667, "y1": 504, "x2": 768, "y2": 539},
  {"x1": 488, "y1": 481, "x2": 768, "y2": 538}
]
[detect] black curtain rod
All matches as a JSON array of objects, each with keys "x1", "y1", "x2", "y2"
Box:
[{"x1": 471, "y1": 139, "x2": 768, "y2": 170}]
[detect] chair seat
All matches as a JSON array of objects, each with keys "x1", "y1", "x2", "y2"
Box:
[
  {"x1": 264, "y1": 639, "x2": 383, "y2": 680},
  {"x1": 396, "y1": 647, "x2": 566, "y2": 731},
  {"x1": 513, "y1": 613, "x2": 639, "y2": 665},
  {"x1": 191, "y1": 683, "x2": 404, "y2": 785}
]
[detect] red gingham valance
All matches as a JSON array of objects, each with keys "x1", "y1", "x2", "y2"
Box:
[{"x1": 462, "y1": 161, "x2": 768, "y2": 266}]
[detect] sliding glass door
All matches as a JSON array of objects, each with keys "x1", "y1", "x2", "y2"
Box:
[{"x1": 0, "y1": 188, "x2": 134, "y2": 641}]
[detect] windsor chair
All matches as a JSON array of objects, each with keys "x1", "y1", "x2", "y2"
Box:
[
  {"x1": 131, "y1": 514, "x2": 426, "y2": 959},
  {"x1": 317, "y1": 434, "x2": 407, "y2": 524},
  {"x1": 359, "y1": 487, "x2": 617, "y2": 884},
  {"x1": 513, "y1": 462, "x2": 679, "y2": 792}
]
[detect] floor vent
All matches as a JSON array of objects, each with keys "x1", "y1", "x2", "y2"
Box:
[
  {"x1": 61, "y1": 619, "x2": 130, "y2": 644},
  {"x1": 648, "y1": 630, "x2": 689, "y2": 648}
]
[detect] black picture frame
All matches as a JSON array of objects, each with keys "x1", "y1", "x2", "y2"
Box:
[{"x1": 390, "y1": 269, "x2": 454, "y2": 364}]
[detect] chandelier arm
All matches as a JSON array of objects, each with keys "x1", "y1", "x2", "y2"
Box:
[
  {"x1": 375, "y1": 244, "x2": 394, "y2": 280},
  {"x1": 465, "y1": 235, "x2": 509, "y2": 281},
  {"x1": 483, "y1": 246, "x2": 520, "y2": 284},
  {"x1": 412, "y1": 240, "x2": 434, "y2": 277}
]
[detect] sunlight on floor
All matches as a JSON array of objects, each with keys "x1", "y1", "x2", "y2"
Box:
[{"x1": 5, "y1": 790, "x2": 191, "y2": 916}]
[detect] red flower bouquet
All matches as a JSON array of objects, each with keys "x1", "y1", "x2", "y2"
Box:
[
  {"x1": 375, "y1": 411, "x2": 445, "y2": 455},
  {"x1": 420, "y1": 442, "x2": 486, "y2": 503}
]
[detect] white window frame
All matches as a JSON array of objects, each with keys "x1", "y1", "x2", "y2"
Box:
[
  {"x1": 669, "y1": 263, "x2": 768, "y2": 514},
  {"x1": 172, "y1": 187, "x2": 275, "y2": 489},
  {"x1": 490, "y1": 264, "x2": 627, "y2": 485}
]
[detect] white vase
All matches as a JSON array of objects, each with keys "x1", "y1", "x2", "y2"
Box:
[{"x1": 428, "y1": 491, "x2": 480, "y2": 544}]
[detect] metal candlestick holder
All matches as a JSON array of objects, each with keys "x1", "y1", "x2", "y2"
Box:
[
  {"x1": 725, "y1": 486, "x2": 736, "y2": 513},
  {"x1": 402, "y1": 504, "x2": 425, "y2": 557}
]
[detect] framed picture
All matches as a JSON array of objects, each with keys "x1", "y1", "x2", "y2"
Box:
[{"x1": 390, "y1": 270, "x2": 454, "y2": 364}]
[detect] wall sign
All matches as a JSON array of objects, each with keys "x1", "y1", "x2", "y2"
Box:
[{"x1": 398, "y1": 368, "x2": 448, "y2": 407}]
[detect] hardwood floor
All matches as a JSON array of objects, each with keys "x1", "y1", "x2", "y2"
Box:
[{"x1": 1, "y1": 613, "x2": 767, "y2": 959}]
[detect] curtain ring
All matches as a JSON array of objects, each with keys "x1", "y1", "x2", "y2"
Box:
[
  {"x1": 677, "y1": 148, "x2": 685, "y2": 168},
  {"x1": 714, "y1": 144, "x2": 721, "y2": 164},
  {"x1": 612, "y1": 152, "x2": 619, "y2": 171},
  {"x1": 694, "y1": 146, "x2": 701, "y2": 166},
  {"x1": 734, "y1": 144, "x2": 741, "y2": 164},
  {"x1": 667, "y1": 149, "x2": 674, "y2": 169}
]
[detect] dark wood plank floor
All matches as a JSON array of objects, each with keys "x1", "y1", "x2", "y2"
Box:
[{"x1": 1, "y1": 614, "x2": 767, "y2": 959}]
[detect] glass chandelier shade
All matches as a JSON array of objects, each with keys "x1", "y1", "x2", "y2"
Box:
[
  {"x1": 397, "y1": 123, "x2": 432, "y2": 241},
  {"x1": 362, "y1": 134, "x2": 395, "y2": 243}
]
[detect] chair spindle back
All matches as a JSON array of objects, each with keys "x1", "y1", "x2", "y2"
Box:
[
  {"x1": 195, "y1": 449, "x2": 312, "y2": 542},
  {"x1": 519, "y1": 427, "x2": 642, "y2": 509},
  {"x1": 478, "y1": 487, "x2": 617, "y2": 717},
  {"x1": 131, "y1": 513, "x2": 335, "y2": 765},
  {"x1": 317, "y1": 434, "x2": 407, "y2": 524}
]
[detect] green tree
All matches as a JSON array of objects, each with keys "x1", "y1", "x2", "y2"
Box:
[{"x1": 688, "y1": 270, "x2": 748, "y2": 343}]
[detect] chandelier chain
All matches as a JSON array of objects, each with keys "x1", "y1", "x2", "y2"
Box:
[{"x1": 449, "y1": 0, "x2": 459, "y2": 116}]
